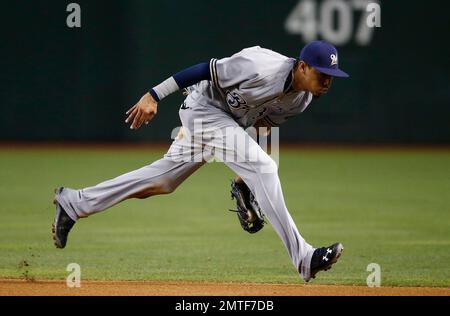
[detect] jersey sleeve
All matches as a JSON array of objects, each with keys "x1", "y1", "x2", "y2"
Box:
[{"x1": 210, "y1": 47, "x2": 261, "y2": 90}]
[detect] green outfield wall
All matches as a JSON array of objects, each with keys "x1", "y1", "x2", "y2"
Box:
[{"x1": 1, "y1": 0, "x2": 449, "y2": 143}]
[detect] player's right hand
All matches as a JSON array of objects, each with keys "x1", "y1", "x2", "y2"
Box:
[{"x1": 125, "y1": 92, "x2": 158, "y2": 130}]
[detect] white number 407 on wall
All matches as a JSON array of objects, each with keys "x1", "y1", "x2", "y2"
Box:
[{"x1": 285, "y1": 0, "x2": 381, "y2": 46}]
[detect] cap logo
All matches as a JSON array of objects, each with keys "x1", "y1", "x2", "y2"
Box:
[{"x1": 330, "y1": 54, "x2": 338, "y2": 66}]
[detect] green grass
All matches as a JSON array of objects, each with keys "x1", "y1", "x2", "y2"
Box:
[{"x1": 0, "y1": 147, "x2": 449, "y2": 287}]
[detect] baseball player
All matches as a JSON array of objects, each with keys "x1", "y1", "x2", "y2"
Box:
[{"x1": 53, "y1": 40, "x2": 349, "y2": 282}]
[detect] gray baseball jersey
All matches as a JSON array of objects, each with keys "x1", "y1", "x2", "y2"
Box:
[{"x1": 187, "y1": 46, "x2": 313, "y2": 128}]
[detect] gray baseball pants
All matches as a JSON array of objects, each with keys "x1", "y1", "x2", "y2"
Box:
[{"x1": 55, "y1": 95, "x2": 314, "y2": 280}]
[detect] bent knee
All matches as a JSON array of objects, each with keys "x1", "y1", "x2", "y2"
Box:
[
  {"x1": 148, "y1": 180, "x2": 176, "y2": 195},
  {"x1": 157, "y1": 181, "x2": 176, "y2": 195},
  {"x1": 133, "y1": 180, "x2": 176, "y2": 199}
]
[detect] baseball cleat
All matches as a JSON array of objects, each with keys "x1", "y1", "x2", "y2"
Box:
[
  {"x1": 52, "y1": 187, "x2": 75, "y2": 249},
  {"x1": 308, "y1": 242, "x2": 344, "y2": 281}
]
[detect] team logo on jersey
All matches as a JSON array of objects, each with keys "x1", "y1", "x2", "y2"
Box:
[
  {"x1": 226, "y1": 91, "x2": 247, "y2": 108},
  {"x1": 330, "y1": 54, "x2": 338, "y2": 66}
]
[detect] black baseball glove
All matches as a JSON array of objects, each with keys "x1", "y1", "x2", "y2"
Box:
[{"x1": 229, "y1": 180, "x2": 265, "y2": 234}]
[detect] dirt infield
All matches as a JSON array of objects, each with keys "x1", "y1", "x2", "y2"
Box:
[{"x1": 0, "y1": 280, "x2": 448, "y2": 296}]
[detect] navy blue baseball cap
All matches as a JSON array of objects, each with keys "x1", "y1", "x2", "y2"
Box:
[{"x1": 299, "y1": 40, "x2": 349, "y2": 78}]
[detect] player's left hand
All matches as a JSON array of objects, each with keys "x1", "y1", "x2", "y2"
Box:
[{"x1": 125, "y1": 92, "x2": 158, "y2": 130}]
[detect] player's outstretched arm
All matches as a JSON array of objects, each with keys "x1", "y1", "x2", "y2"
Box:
[
  {"x1": 125, "y1": 92, "x2": 158, "y2": 130},
  {"x1": 125, "y1": 62, "x2": 212, "y2": 131}
]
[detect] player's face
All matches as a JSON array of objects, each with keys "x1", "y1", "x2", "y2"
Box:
[
  {"x1": 305, "y1": 66, "x2": 333, "y2": 97},
  {"x1": 295, "y1": 62, "x2": 333, "y2": 98}
]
